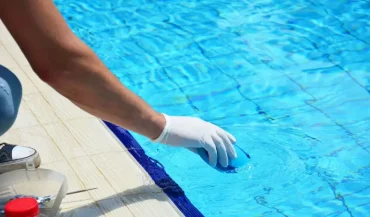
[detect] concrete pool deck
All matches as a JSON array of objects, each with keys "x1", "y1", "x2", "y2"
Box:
[{"x1": 0, "y1": 20, "x2": 183, "y2": 217}]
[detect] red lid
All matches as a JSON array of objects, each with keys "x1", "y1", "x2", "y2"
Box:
[{"x1": 4, "y1": 198, "x2": 39, "y2": 217}]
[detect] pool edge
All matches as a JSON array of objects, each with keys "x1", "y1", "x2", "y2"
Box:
[{"x1": 104, "y1": 121, "x2": 204, "y2": 217}]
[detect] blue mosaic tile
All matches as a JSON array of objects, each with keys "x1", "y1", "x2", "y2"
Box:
[
  {"x1": 86, "y1": 22, "x2": 129, "y2": 39},
  {"x1": 164, "y1": 61, "x2": 227, "y2": 87},
  {"x1": 196, "y1": 37, "x2": 236, "y2": 58},
  {"x1": 155, "y1": 43, "x2": 205, "y2": 67},
  {"x1": 321, "y1": 100, "x2": 370, "y2": 124},
  {"x1": 343, "y1": 187, "x2": 370, "y2": 215},
  {"x1": 344, "y1": 121, "x2": 370, "y2": 146},
  {"x1": 288, "y1": 66, "x2": 346, "y2": 89},
  {"x1": 121, "y1": 68, "x2": 169, "y2": 85},
  {"x1": 273, "y1": 107, "x2": 333, "y2": 127},
  {"x1": 144, "y1": 88, "x2": 189, "y2": 107},
  {"x1": 306, "y1": 78, "x2": 370, "y2": 107},
  {"x1": 209, "y1": 52, "x2": 256, "y2": 78},
  {"x1": 181, "y1": 78, "x2": 245, "y2": 111},
  {"x1": 154, "y1": 102, "x2": 199, "y2": 117},
  {"x1": 197, "y1": 99, "x2": 258, "y2": 121},
  {"x1": 104, "y1": 53, "x2": 159, "y2": 74},
  {"x1": 301, "y1": 125, "x2": 351, "y2": 143},
  {"x1": 253, "y1": 90, "x2": 313, "y2": 112},
  {"x1": 343, "y1": 63, "x2": 370, "y2": 92},
  {"x1": 239, "y1": 75, "x2": 304, "y2": 100},
  {"x1": 132, "y1": 31, "x2": 193, "y2": 54}
]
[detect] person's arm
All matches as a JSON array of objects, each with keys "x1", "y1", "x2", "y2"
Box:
[
  {"x1": 0, "y1": 0, "x2": 165, "y2": 139},
  {"x1": 0, "y1": 0, "x2": 237, "y2": 167}
]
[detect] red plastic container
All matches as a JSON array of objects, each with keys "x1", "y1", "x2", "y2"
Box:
[{"x1": 4, "y1": 198, "x2": 39, "y2": 217}]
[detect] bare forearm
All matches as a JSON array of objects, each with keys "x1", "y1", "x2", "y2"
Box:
[
  {"x1": 0, "y1": 0, "x2": 165, "y2": 139},
  {"x1": 50, "y1": 46, "x2": 165, "y2": 139}
]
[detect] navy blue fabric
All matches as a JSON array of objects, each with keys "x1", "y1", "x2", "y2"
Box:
[
  {"x1": 0, "y1": 65, "x2": 22, "y2": 136},
  {"x1": 104, "y1": 121, "x2": 204, "y2": 217},
  {"x1": 0, "y1": 143, "x2": 15, "y2": 163}
]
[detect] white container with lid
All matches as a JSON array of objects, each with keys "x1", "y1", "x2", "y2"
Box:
[{"x1": 0, "y1": 162, "x2": 68, "y2": 217}]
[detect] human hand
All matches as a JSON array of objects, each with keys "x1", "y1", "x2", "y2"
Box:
[{"x1": 152, "y1": 114, "x2": 237, "y2": 167}]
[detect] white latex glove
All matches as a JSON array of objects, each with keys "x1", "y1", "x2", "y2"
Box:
[{"x1": 152, "y1": 114, "x2": 237, "y2": 167}]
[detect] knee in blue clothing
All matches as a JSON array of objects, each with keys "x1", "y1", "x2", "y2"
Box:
[{"x1": 0, "y1": 65, "x2": 22, "y2": 136}]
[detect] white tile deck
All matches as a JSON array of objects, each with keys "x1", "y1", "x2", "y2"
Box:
[{"x1": 0, "y1": 20, "x2": 183, "y2": 217}]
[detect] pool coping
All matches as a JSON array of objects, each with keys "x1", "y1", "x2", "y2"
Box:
[{"x1": 104, "y1": 121, "x2": 204, "y2": 217}]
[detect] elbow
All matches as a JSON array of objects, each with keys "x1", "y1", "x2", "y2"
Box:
[
  {"x1": 36, "y1": 68, "x2": 58, "y2": 85},
  {"x1": 32, "y1": 39, "x2": 88, "y2": 87},
  {"x1": 31, "y1": 42, "x2": 96, "y2": 98},
  {"x1": 36, "y1": 68, "x2": 65, "y2": 88},
  {"x1": 34, "y1": 67, "x2": 76, "y2": 97}
]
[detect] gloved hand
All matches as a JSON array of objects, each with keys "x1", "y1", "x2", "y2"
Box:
[{"x1": 152, "y1": 114, "x2": 237, "y2": 168}]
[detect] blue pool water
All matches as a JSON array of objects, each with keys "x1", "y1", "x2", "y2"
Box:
[{"x1": 55, "y1": 0, "x2": 370, "y2": 216}]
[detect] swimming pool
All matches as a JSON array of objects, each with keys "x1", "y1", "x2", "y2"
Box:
[{"x1": 55, "y1": 0, "x2": 370, "y2": 216}]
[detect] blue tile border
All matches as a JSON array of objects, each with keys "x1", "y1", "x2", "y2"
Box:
[{"x1": 104, "y1": 121, "x2": 204, "y2": 217}]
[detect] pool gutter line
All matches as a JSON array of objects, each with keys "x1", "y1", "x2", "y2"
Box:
[{"x1": 104, "y1": 121, "x2": 205, "y2": 217}]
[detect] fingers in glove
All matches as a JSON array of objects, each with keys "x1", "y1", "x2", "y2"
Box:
[
  {"x1": 212, "y1": 134, "x2": 228, "y2": 168},
  {"x1": 216, "y1": 128, "x2": 237, "y2": 159},
  {"x1": 215, "y1": 126, "x2": 236, "y2": 143},
  {"x1": 225, "y1": 131, "x2": 236, "y2": 143},
  {"x1": 204, "y1": 136, "x2": 217, "y2": 167},
  {"x1": 219, "y1": 132, "x2": 237, "y2": 159}
]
